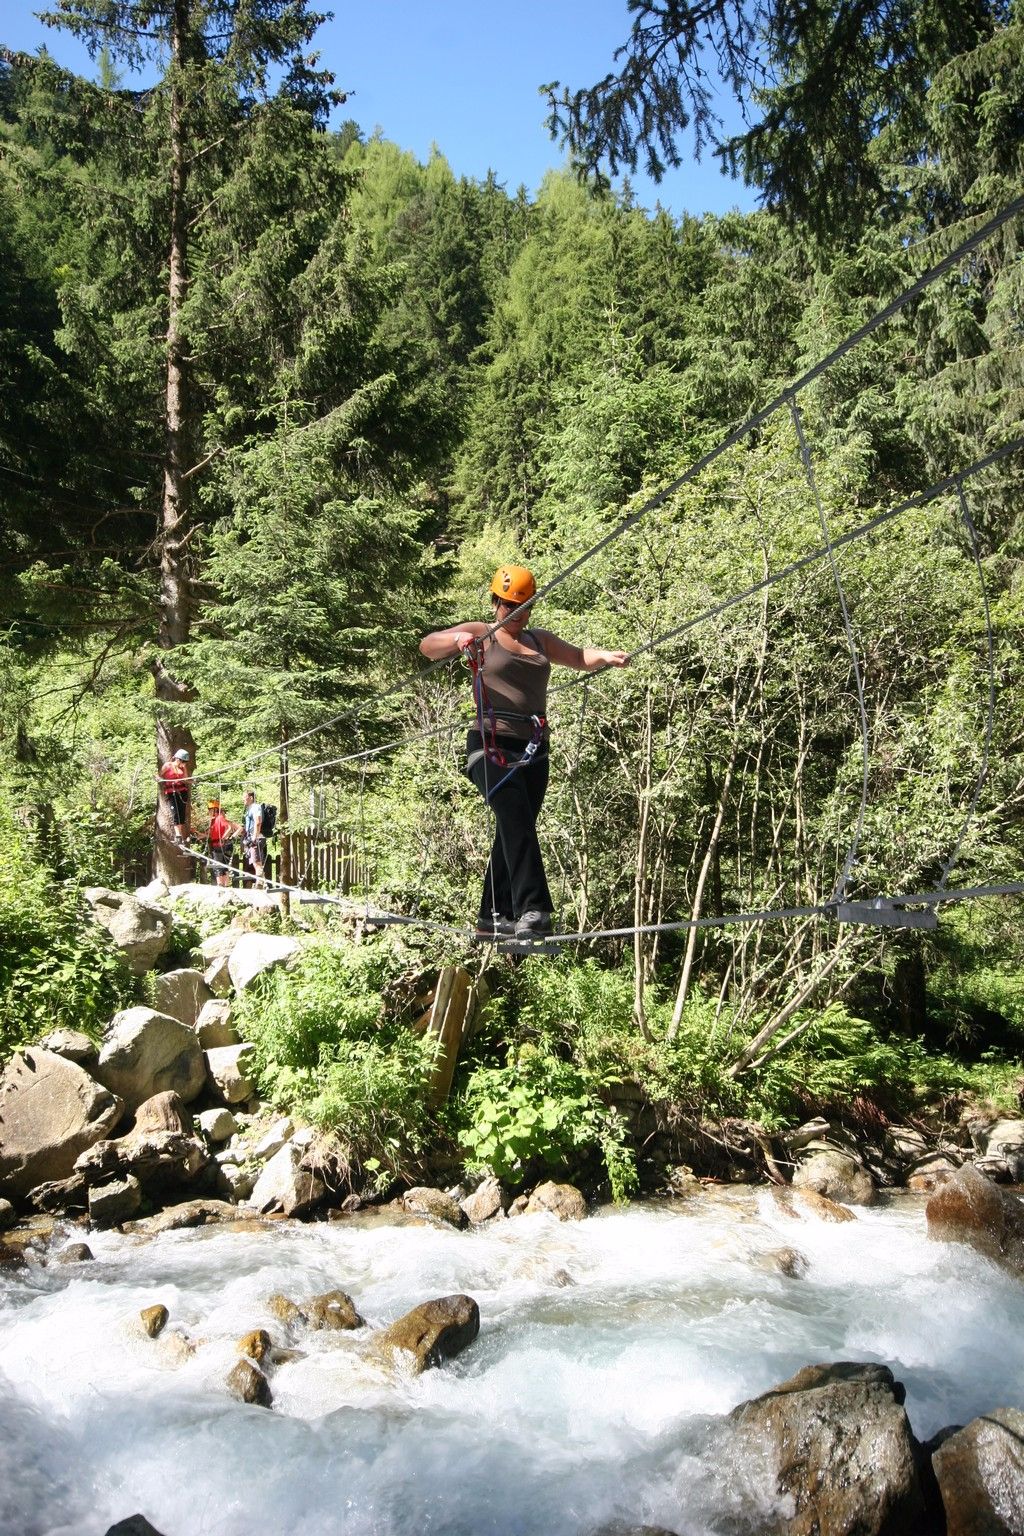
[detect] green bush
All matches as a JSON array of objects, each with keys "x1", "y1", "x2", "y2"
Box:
[
  {"x1": 233, "y1": 936, "x2": 436, "y2": 1182},
  {"x1": 0, "y1": 863, "x2": 136, "y2": 1056}
]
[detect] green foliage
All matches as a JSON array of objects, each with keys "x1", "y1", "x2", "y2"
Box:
[
  {"x1": 0, "y1": 819, "x2": 136, "y2": 1056},
  {"x1": 456, "y1": 1047, "x2": 637, "y2": 1203},
  {"x1": 232, "y1": 936, "x2": 436, "y2": 1179}
]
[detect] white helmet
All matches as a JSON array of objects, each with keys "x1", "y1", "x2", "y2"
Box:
[{"x1": 173, "y1": 749, "x2": 190, "y2": 761}]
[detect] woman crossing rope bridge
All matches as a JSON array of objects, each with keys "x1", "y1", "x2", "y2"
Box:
[{"x1": 420, "y1": 564, "x2": 628, "y2": 943}]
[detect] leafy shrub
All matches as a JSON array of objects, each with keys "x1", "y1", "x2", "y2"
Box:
[
  {"x1": 233, "y1": 936, "x2": 436, "y2": 1181},
  {"x1": 455, "y1": 1042, "x2": 638, "y2": 1202},
  {"x1": 0, "y1": 865, "x2": 136, "y2": 1056}
]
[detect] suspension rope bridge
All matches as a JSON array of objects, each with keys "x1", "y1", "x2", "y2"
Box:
[{"x1": 171, "y1": 195, "x2": 1024, "y2": 951}]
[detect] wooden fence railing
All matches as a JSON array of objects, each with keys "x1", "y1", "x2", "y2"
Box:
[{"x1": 132, "y1": 826, "x2": 369, "y2": 895}]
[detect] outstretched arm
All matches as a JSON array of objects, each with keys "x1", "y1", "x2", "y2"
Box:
[
  {"x1": 419, "y1": 621, "x2": 490, "y2": 661},
  {"x1": 537, "y1": 630, "x2": 629, "y2": 672}
]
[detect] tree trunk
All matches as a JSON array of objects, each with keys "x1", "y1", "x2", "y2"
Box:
[
  {"x1": 153, "y1": 0, "x2": 197, "y2": 887},
  {"x1": 279, "y1": 733, "x2": 291, "y2": 915}
]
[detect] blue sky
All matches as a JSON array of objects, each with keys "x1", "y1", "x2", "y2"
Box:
[{"x1": 4, "y1": 0, "x2": 759, "y2": 219}]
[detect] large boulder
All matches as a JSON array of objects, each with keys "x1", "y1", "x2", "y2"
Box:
[
  {"x1": 926, "y1": 1164, "x2": 1024, "y2": 1280},
  {"x1": 247, "y1": 1143, "x2": 325, "y2": 1217},
  {"x1": 402, "y1": 1186, "x2": 467, "y2": 1228},
  {"x1": 792, "y1": 1149, "x2": 876, "y2": 1206},
  {"x1": 969, "y1": 1119, "x2": 1024, "y2": 1184},
  {"x1": 205, "y1": 1043, "x2": 256, "y2": 1104},
  {"x1": 96, "y1": 1008, "x2": 206, "y2": 1112},
  {"x1": 0, "y1": 1048, "x2": 123, "y2": 1200},
  {"x1": 524, "y1": 1181, "x2": 588, "y2": 1221},
  {"x1": 132, "y1": 1091, "x2": 192, "y2": 1135},
  {"x1": 771, "y1": 1187, "x2": 856, "y2": 1223},
  {"x1": 195, "y1": 1000, "x2": 237, "y2": 1048},
  {"x1": 724, "y1": 1362, "x2": 926, "y2": 1535},
  {"x1": 84, "y1": 888, "x2": 172, "y2": 975},
  {"x1": 373, "y1": 1294, "x2": 480, "y2": 1374},
  {"x1": 75, "y1": 1128, "x2": 209, "y2": 1196},
  {"x1": 461, "y1": 1176, "x2": 509, "y2": 1224},
  {"x1": 227, "y1": 933, "x2": 300, "y2": 993},
  {"x1": 89, "y1": 1175, "x2": 142, "y2": 1228},
  {"x1": 152, "y1": 969, "x2": 213, "y2": 1029},
  {"x1": 932, "y1": 1406, "x2": 1024, "y2": 1535}
]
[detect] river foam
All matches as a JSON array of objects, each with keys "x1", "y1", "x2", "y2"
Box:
[{"x1": 2, "y1": 1192, "x2": 1022, "y2": 1535}]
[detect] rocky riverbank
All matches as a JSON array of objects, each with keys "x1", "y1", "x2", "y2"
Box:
[{"x1": 3, "y1": 882, "x2": 1024, "y2": 1534}]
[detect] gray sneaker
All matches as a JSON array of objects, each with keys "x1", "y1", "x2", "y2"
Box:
[{"x1": 515, "y1": 910, "x2": 553, "y2": 940}]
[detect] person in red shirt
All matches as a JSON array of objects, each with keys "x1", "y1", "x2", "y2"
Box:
[
  {"x1": 205, "y1": 798, "x2": 240, "y2": 887},
  {"x1": 158, "y1": 748, "x2": 193, "y2": 842}
]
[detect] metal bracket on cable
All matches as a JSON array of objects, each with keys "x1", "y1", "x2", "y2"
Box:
[{"x1": 834, "y1": 899, "x2": 937, "y2": 930}]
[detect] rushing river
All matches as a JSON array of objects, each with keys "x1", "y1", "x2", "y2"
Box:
[{"x1": 2, "y1": 1189, "x2": 1022, "y2": 1536}]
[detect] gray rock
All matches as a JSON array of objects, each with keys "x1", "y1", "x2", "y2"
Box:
[
  {"x1": 153, "y1": 968, "x2": 213, "y2": 1029},
  {"x1": 205, "y1": 1043, "x2": 256, "y2": 1104},
  {"x1": 203, "y1": 953, "x2": 234, "y2": 998},
  {"x1": 227, "y1": 932, "x2": 300, "y2": 992},
  {"x1": 932, "y1": 1406, "x2": 1024, "y2": 1535},
  {"x1": 969, "y1": 1119, "x2": 1024, "y2": 1184},
  {"x1": 460, "y1": 1175, "x2": 508, "y2": 1224},
  {"x1": 36, "y1": 1029, "x2": 97, "y2": 1066},
  {"x1": 907, "y1": 1151, "x2": 961, "y2": 1193},
  {"x1": 792, "y1": 1149, "x2": 876, "y2": 1206},
  {"x1": 96, "y1": 1008, "x2": 205, "y2": 1112},
  {"x1": 126, "y1": 1198, "x2": 240, "y2": 1235},
  {"x1": 104, "y1": 1518, "x2": 168, "y2": 1536},
  {"x1": 133, "y1": 1091, "x2": 192, "y2": 1135},
  {"x1": 248, "y1": 1143, "x2": 325, "y2": 1217},
  {"x1": 525, "y1": 1181, "x2": 588, "y2": 1221},
  {"x1": 725, "y1": 1362, "x2": 926, "y2": 1535},
  {"x1": 200, "y1": 928, "x2": 242, "y2": 962},
  {"x1": 89, "y1": 1175, "x2": 142, "y2": 1227},
  {"x1": 28, "y1": 1173, "x2": 88, "y2": 1213},
  {"x1": 226, "y1": 1356, "x2": 272, "y2": 1407},
  {"x1": 927, "y1": 1163, "x2": 1024, "y2": 1280},
  {"x1": 84, "y1": 888, "x2": 171, "y2": 975},
  {"x1": 140, "y1": 1304, "x2": 169, "y2": 1338},
  {"x1": 252, "y1": 1116, "x2": 294, "y2": 1162},
  {"x1": 306, "y1": 1289, "x2": 363, "y2": 1330},
  {"x1": 56, "y1": 1242, "x2": 94, "y2": 1263},
  {"x1": 772, "y1": 1187, "x2": 856, "y2": 1223},
  {"x1": 0, "y1": 1198, "x2": 15, "y2": 1229},
  {"x1": 198, "y1": 1107, "x2": 237, "y2": 1142},
  {"x1": 0, "y1": 1048, "x2": 123, "y2": 1200},
  {"x1": 403, "y1": 1185, "x2": 467, "y2": 1228},
  {"x1": 195, "y1": 999, "x2": 237, "y2": 1047},
  {"x1": 76, "y1": 1129, "x2": 208, "y2": 1195},
  {"x1": 373, "y1": 1294, "x2": 480, "y2": 1374},
  {"x1": 217, "y1": 1161, "x2": 256, "y2": 1202}
]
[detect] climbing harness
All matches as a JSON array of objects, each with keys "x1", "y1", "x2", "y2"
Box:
[{"x1": 463, "y1": 639, "x2": 547, "y2": 801}]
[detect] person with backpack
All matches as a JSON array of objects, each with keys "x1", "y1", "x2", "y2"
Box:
[
  {"x1": 419, "y1": 563, "x2": 628, "y2": 942},
  {"x1": 243, "y1": 790, "x2": 269, "y2": 888},
  {"x1": 205, "y1": 798, "x2": 240, "y2": 888},
  {"x1": 158, "y1": 747, "x2": 193, "y2": 843}
]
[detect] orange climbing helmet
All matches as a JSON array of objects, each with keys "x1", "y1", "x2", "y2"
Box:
[{"x1": 490, "y1": 564, "x2": 536, "y2": 605}]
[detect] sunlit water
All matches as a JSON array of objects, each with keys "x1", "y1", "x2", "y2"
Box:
[{"x1": 2, "y1": 1190, "x2": 1022, "y2": 1536}]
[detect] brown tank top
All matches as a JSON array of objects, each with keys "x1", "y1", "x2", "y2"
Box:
[{"x1": 480, "y1": 633, "x2": 551, "y2": 737}]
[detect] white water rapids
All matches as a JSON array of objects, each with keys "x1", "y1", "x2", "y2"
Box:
[{"x1": 2, "y1": 1190, "x2": 1023, "y2": 1536}]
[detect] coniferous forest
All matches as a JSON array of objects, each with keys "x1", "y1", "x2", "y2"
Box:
[{"x1": 2, "y1": 0, "x2": 1024, "y2": 1195}]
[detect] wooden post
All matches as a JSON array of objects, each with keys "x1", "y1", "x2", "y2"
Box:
[{"x1": 421, "y1": 966, "x2": 476, "y2": 1108}]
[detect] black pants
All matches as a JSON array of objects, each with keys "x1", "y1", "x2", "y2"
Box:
[{"x1": 465, "y1": 730, "x2": 552, "y2": 925}]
